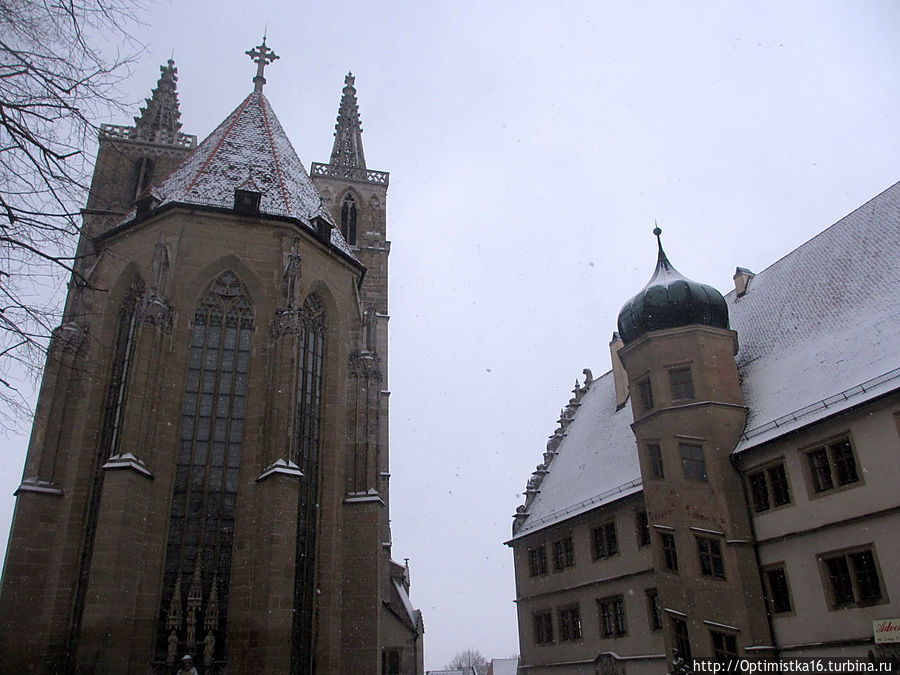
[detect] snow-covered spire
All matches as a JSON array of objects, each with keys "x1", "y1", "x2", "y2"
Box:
[
  {"x1": 134, "y1": 59, "x2": 184, "y2": 144},
  {"x1": 328, "y1": 72, "x2": 367, "y2": 169}
]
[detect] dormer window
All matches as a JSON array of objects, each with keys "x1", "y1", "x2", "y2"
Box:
[
  {"x1": 340, "y1": 194, "x2": 357, "y2": 245},
  {"x1": 234, "y1": 188, "x2": 261, "y2": 214}
]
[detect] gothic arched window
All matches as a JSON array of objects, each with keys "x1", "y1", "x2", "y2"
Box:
[
  {"x1": 340, "y1": 193, "x2": 357, "y2": 245},
  {"x1": 156, "y1": 270, "x2": 253, "y2": 669},
  {"x1": 292, "y1": 293, "x2": 325, "y2": 671}
]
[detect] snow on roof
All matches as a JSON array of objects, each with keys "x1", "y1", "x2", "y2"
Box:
[
  {"x1": 511, "y1": 370, "x2": 640, "y2": 540},
  {"x1": 141, "y1": 91, "x2": 356, "y2": 260},
  {"x1": 731, "y1": 180, "x2": 900, "y2": 451},
  {"x1": 513, "y1": 180, "x2": 900, "y2": 536}
]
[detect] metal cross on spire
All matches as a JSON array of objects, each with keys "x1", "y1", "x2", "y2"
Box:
[{"x1": 245, "y1": 37, "x2": 279, "y2": 93}]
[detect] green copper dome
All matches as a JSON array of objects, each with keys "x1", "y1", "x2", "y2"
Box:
[{"x1": 617, "y1": 228, "x2": 729, "y2": 345}]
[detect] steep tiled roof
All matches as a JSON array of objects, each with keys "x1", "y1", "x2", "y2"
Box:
[
  {"x1": 145, "y1": 92, "x2": 355, "y2": 259},
  {"x1": 730, "y1": 180, "x2": 900, "y2": 450},
  {"x1": 512, "y1": 180, "x2": 900, "y2": 536}
]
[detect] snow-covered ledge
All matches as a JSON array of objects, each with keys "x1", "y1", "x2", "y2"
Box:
[
  {"x1": 343, "y1": 488, "x2": 385, "y2": 506},
  {"x1": 256, "y1": 458, "x2": 303, "y2": 482},
  {"x1": 102, "y1": 453, "x2": 153, "y2": 479},
  {"x1": 15, "y1": 477, "x2": 63, "y2": 496}
]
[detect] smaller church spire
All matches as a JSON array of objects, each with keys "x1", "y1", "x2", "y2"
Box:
[
  {"x1": 329, "y1": 72, "x2": 367, "y2": 169},
  {"x1": 245, "y1": 37, "x2": 279, "y2": 94},
  {"x1": 134, "y1": 59, "x2": 184, "y2": 143}
]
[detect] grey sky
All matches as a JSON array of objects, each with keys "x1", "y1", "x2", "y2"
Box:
[{"x1": 1, "y1": 1, "x2": 899, "y2": 669}]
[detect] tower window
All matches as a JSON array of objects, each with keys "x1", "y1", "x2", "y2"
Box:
[
  {"x1": 680, "y1": 443, "x2": 707, "y2": 481},
  {"x1": 647, "y1": 443, "x2": 665, "y2": 479},
  {"x1": 636, "y1": 511, "x2": 651, "y2": 548},
  {"x1": 646, "y1": 589, "x2": 662, "y2": 630},
  {"x1": 697, "y1": 537, "x2": 725, "y2": 579},
  {"x1": 340, "y1": 194, "x2": 357, "y2": 245},
  {"x1": 671, "y1": 617, "x2": 692, "y2": 662},
  {"x1": 637, "y1": 376, "x2": 654, "y2": 411},
  {"x1": 661, "y1": 532, "x2": 678, "y2": 572},
  {"x1": 668, "y1": 367, "x2": 694, "y2": 401},
  {"x1": 711, "y1": 630, "x2": 738, "y2": 661}
]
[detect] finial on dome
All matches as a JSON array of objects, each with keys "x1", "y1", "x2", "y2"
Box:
[{"x1": 246, "y1": 36, "x2": 279, "y2": 94}]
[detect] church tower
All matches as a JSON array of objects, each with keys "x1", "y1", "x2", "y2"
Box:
[
  {"x1": 0, "y1": 41, "x2": 422, "y2": 675},
  {"x1": 616, "y1": 229, "x2": 772, "y2": 661}
]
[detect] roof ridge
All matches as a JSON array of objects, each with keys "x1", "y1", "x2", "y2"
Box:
[
  {"x1": 259, "y1": 95, "x2": 290, "y2": 213},
  {"x1": 183, "y1": 94, "x2": 254, "y2": 196}
]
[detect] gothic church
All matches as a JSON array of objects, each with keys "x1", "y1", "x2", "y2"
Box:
[{"x1": 0, "y1": 41, "x2": 423, "y2": 674}]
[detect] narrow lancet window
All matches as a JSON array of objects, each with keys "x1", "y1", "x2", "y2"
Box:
[
  {"x1": 292, "y1": 293, "x2": 326, "y2": 672},
  {"x1": 340, "y1": 194, "x2": 357, "y2": 245},
  {"x1": 155, "y1": 270, "x2": 253, "y2": 670}
]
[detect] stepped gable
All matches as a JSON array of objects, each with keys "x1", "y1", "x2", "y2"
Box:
[
  {"x1": 730, "y1": 180, "x2": 900, "y2": 450},
  {"x1": 143, "y1": 91, "x2": 354, "y2": 257},
  {"x1": 510, "y1": 369, "x2": 639, "y2": 539}
]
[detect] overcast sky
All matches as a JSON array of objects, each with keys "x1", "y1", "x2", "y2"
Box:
[{"x1": 1, "y1": 1, "x2": 899, "y2": 669}]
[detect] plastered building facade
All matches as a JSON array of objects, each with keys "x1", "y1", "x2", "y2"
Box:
[
  {"x1": 0, "y1": 43, "x2": 423, "y2": 675},
  {"x1": 508, "y1": 184, "x2": 900, "y2": 673}
]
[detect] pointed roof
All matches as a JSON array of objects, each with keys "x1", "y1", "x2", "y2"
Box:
[
  {"x1": 142, "y1": 91, "x2": 354, "y2": 258},
  {"x1": 134, "y1": 59, "x2": 185, "y2": 144},
  {"x1": 329, "y1": 72, "x2": 366, "y2": 169}
]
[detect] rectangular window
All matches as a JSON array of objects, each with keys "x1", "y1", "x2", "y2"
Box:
[
  {"x1": 822, "y1": 549, "x2": 883, "y2": 608},
  {"x1": 661, "y1": 532, "x2": 678, "y2": 572},
  {"x1": 552, "y1": 535, "x2": 575, "y2": 572},
  {"x1": 638, "y1": 376, "x2": 654, "y2": 412},
  {"x1": 558, "y1": 605, "x2": 582, "y2": 642},
  {"x1": 711, "y1": 630, "x2": 738, "y2": 661},
  {"x1": 534, "y1": 611, "x2": 554, "y2": 645},
  {"x1": 749, "y1": 463, "x2": 792, "y2": 513},
  {"x1": 680, "y1": 442, "x2": 707, "y2": 481},
  {"x1": 697, "y1": 537, "x2": 725, "y2": 579},
  {"x1": 648, "y1": 443, "x2": 665, "y2": 479},
  {"x1": 807, "y1": 437, "x2": 860, "y2": 493},
  {"x1": 765, "y1": 566, "x2": 793, "y2": 614},
  {"x1": 528, "y1": 545, "x2": 547, "y2": 577},
  {"x1": 598, "y1": 596, "x2": 627, "y2": 637},
  {"x1": 646, "y1": 589, "x2": 662, "y2": 631},
  {"x1": 592, "y1": 522, "x2": 618, "y2": 560},
  {"x1": 671, "y1": 617, "x2": 692, "y2": 661},
  {"x1": 382, "y1": 649, "x2": 401, "y2": 675},
  {"x1": 669, "y1": 367, "x2": 695, "y2": 401},
  {"x1": 636, "y1": 511, "x2": 651, "y2": 548}
]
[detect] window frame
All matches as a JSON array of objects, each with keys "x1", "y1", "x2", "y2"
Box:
[
  {"x1": 679, "y1": 442, "x2": 707, "y2": 481},
  {"x1": 710, "y1": 630, "x2": 739, "y2": 662},
  {"x1": 803, "y1": 435, "x2": 862, "y2": 497},
  {"x1": 637, "y1": 375, "x2": 654, "y2": 412},
  {"x1": 819, "y1": 546, "x2": 886, "y2": 610},
  {"x1": 533, "y1": 610, "x2": 554, "y2": 646},
  {"x1": 636, "y1": 511, "x2": 651, "y2": 548},
  {"x1": 558, "y1": 604, "x2": 583, "y2": 642},
  {"x1": 660, "y1": 532, "x2": 678, "y2": 572},
  {"x1": 697, "y1": 536, "x2": 726, "y2": 579},
  {"x1": 597, "y1": 595, "x2": 627, "y2": 638},
  {"x1": 551, "y1": 535, "x2": 575, "y2": 572},
  {"x1": 646, "y1": 589, "x2": 662, "y2": 631},
  {"x1": 668, "y1": 366, "x2": 695, "y2": 402},
  {"x1": 528, "y1": 544, "x2": 548, "y2": 577},
  {"x1": 747, "y1": 461, "x2": 792, "y2": 513},
  {"x1": 671, "y1": 616, "x2": 692, "y2": 662},
  {"x1": 763, "y1": 564, "x2": 794, "y2": 615},
  {"x1": 592, "y1": 521, "x2": 619, "y2": 561},
  {"x1": 647, "y1": 442, "x2": 665, "y2": 480}
]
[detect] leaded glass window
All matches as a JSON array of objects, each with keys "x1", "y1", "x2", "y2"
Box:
[
  {"x1": 292, "y1": 294, "x2": 326, "y2": 673},
  {"x1": 156, "y1": 270, "x2": 253, "y2": 669}
]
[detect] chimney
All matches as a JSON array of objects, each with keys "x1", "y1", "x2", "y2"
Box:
[
  {"x1": 609, "y1": 332, "x2": 629, "y2": 409},
  {"x1": 733, "y1": 267, "x2": 755, "y2": 297}
]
